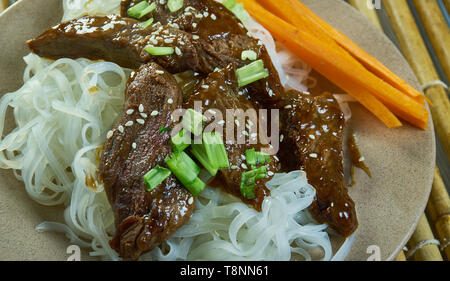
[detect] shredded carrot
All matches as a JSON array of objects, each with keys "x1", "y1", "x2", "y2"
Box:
[
  {"x1": 239, "y1": 0, "x2": 428, "y2": 129},
  {"x1": 274, "y1": 0, "x2": 427, "y2": 104}
]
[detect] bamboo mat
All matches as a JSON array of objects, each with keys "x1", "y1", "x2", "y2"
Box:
[{"x1": 1, "y1": 0, "x2": 449, "y2": 261}]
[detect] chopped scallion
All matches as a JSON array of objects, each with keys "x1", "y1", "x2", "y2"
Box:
[
  {"x1": 230, "y1": 2, "x2": 249, "y2": 23},
  {"x1": 240, "y1": 166, "x2": 268, "y2": 199},
  {"x1": 191, "y1": 144, "x2": 218, "y2": 176},
  {"x1": 139, "y1": 17, "x2": 154, "y2": 29},
  {"x1": 184, "y1": 177, "x2": 206, "y2": 196},
  {"x1": 241, "y1": 50, "x2": 258, "y2": 61},
  {"x1": 222, "y1": 0, "x2": 236, "y2": 9},
  {"x1": 167, "y1": 0, "x2": 184, "y2": 12},
  {"x1": 182, "y1": 109, "x2": 206, "y2": 136},
  {"x1": 236, "y1": 59, "x2": 269, "y2": 87},
  {"x1": 203, "y1": 132, "x2": 230, "y2": 169},
  {"x1": 145, "y1": 46, "x2": 175, "y2": 56},
  {"x1": 171, "y1": 129, "x2": 191, "y2": 151},
  {"x1": 127, "y1": 1, "x2": 157, "y2": 19},
  {"x1": 165, "y1": 151, "x2": 200, "y2": 185},
  {"x1": 143, "y1": 165, "x2": 171, "y2": 191}
]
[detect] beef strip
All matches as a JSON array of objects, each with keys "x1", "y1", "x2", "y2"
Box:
[
  {"x1": 184, "y1": 64, "x2": 280, "y2": 210},
  {"x1": 277, "y1": 91, "x2": 358, "y2": 237},
  {"x1": 121, "y1": 0, "x2": 285, "y2": 105},
  {"x1": 99, "y1": 62, "x2": 195, "y2": 260},
  {"x1": 28, "y1": 15, "x2": 232, "y2": 73}
]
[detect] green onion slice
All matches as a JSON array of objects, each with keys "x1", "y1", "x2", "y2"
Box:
[
  {"x1": 245, "y1": 149, "x2": 271, "y2": 166},
  {"x1": 230, "y1": 2, "x2": 250, "y2": 23},
  {"x1": 168, "y1": 0, "x2": 184, "y2": 12},
  {"x1": 184, "y1": 177, "x2": 206, "y2": 196},
  {"x1": 191, "y1": 144, "x2": 218, "y2": 176},
  {"x1": 139, "y1": 17, "x2": 154, "y2": 29},
  {"x1": 222, "y1": 0, "x2": 237, "y2": 9},
  {"x1": 240, "y1": 166, "x2": 268, "y2": 199},
  {"x1": 236, "y1": 59, "x2": 269, "y2": 87},
  {"x1": 171, "y1": 129, "x2": 191, "y2": 152},
  {"x1": 127, "y1": 1, "x2": 156, "y2": 19},
  {"x1": 165, "y1": 151, "x2": 200, "y2": 185},
  {"x1": 182, "y1": 109, "x2": 206, "y2": 136},
  {"x1": 145, "y1": 46, "x2": 175, "y2": 56},
  {"x1": 143, "y1": 165, "x2": 171, "y2": 191},
  {"x1": 241, "y1": 50, "x2": 258, "y2": 61},
  {"x1": 203, "y1": 132, "x2": 230, "y2": 169}
]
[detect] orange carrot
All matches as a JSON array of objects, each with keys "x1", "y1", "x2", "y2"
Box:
[
  {"x1": 277, "y1": 0, "x2": 426, "y2": 103},
  {"x1": 240, "y1": 0, "x2": 428, "y2": 129}
]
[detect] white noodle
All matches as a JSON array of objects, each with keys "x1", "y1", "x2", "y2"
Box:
[{"x1": 0, "y1": 0, "x2": 356, "y2": 261}]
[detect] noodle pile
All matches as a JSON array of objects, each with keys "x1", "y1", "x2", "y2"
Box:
[{"x1": 0, "y1": 0, "x2": 353, "y2": 260}]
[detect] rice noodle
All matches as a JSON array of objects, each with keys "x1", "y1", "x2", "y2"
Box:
[{"x1": 0, "y1": 0, "x2": 356, "y2": 261}]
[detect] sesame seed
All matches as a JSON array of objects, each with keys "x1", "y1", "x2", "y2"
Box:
[
  {"x1": 211, "y1": 14, "x2": 216, "y2": 20},
  {"x1": 164, "y1": 38, "x2": 174, "y2": 44},
  {"x1": 188, "y1": 197, "x2": 194, "y2": 205},
  {"x1": 309, "y1": 153, "x2": 318, "y2": 158},
  {"x1": 273, "y1": 155, "x2": 279, "y2": 161},
  {"x1": 151, "y1": 110, "x2": 159, "y2": 116},
  {"x1": 106, "y1": 130, "x2": 114, "y2": 139},
  {"x1": 125, "y1": 121, "x2": 134, "y2": 127},
  {"x1": 132, "y1": 142, "x2": 137, "y2": 149},
  {"x1": 280, "y1": 134, "x2": 284, "y2": 142},
  {"x1": 241, "y1": 154, "x2": 246, "y2": 160},
  {"x1": 231, "y1": 165, "x2": 238, "y2": 170},
  {"x1": 155, "y1": 70, "x2": 164, "y2": 74},
  {"x1": 193, "y1": 35, "x2": 200, "y2": 40},
  {"x1": 217, "y1": 120, "x2": 225, "y2": 125},
  {"x1": 192, "y1": 23, "x2": 197, "y2": 28},
  {"x1": 235, "y1": 120, "x2": 240, "y2": 127},
  {"x1": 185, "y1": 12, "x2": 192, "y2": 16},
  {"x1": 284, "y1": 105, "x2": 293, "y2": 109},
  {"x1": 136, "y1": 119, "x2": 145, "y2": 125},
  {"x1": 140, "y1": 112, "x2": 148, "y2": 118},
  {"x1": 118, "y1": 125, "x2": 124, "y2": 133},
  {"x1": 359, "y1": 156, "x2": 365, "y2": 162},
  {"x1": 241, "y1": 163, "x2": 248, "y2": 169},
  {"x1": 309, "y1": 135, "x2": 316, "y2": 140},
  {"x1": 150, "y1": 38, "x2": 158, "y2": 45},
  {"x1": 126, "y1": 109, "x2": 134, "y2": 115},
  {"x1": 203, "y1": 11, "x2": 209, "y2": 17},
  {"x1": 268, "y1": 171, "x2": 274, "y2": 176},
  {"x1": 139, "y1": 104, "x2": 144, "y2": 112},
  {"x1": 242, "y1": 131, "x2": 249, "y2": 136},
  {"x1": 201, "y1": 85, "x2": 209, "y2": 89},
  {"x1": 167, "y1": 98, "x2": 173, "y2": 104},
  {"x1": 175, "y1": 47, "x2": 182, "y2": 56}
]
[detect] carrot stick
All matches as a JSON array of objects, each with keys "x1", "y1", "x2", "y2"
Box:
[
  {"x1": 240, "y1": 0, "x2": 428, "y2": 129},
  {"x1": 277, "y1": 0, "x2": 426, "y2": 102}
]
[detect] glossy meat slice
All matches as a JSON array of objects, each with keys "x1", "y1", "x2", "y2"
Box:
[
  {"x1": 121, "y1": 0, "x2": 284, "y2": 105},
  {"x1": 27, "y1": 15, "x2": 249, "y2": 74},
  {"x1": 277, "y1": 91, "x2": 358, "y2": 237},
  {"x1": 99, "y1": 62, "x2": 195, "y2": 260},
  {"x1": 184, "y1": 64, "x2": 280, "y2": 210}
]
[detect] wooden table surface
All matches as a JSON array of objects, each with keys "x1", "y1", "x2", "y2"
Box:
[{"x1": 0, "y1": 0, "x2": 449, "y2": 261}]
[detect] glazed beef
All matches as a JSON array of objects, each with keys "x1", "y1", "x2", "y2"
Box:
[
  {"x1": 121, "y1": 0, "x2": 284, "y2": 105},
  {"x1": 99, "y1": 63, "x2": 195, "y2": 260},
  {"x1": 184, "y1": 65, "x2": 280, "y2": 210},
  {"x1": 277, "y1": 91, "x2": 358, "y2": 237}
]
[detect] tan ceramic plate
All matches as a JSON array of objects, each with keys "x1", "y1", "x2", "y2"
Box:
[{"x1": 0, "y1": 0, "x2": 435, "y2": 261}]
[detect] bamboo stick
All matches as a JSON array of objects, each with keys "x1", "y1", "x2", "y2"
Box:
[
  {"x1": 444, "y1": 0, "x2": 450, "y2": 16},
  {"x1": 0, "y1": 0, "x2": 9, "y2": 12},
  {"x1": 406, "y1": 214, "x2": 443, "y2": 261},
  {"x1": 383, "y1": 0, "x2": 450, "y2": 161},
  {"x1": 427, "y1": 167, "x2": 450, "y2": 260},
  {"x1": 395, "y1": 251, "x2": 407, "y2": 261},
  {"x1": 347, "y1": 0, "x2": 383, "y2": 30},
  {"x1": 413, "y1": 0, "x2": 450, "y2": 83}
]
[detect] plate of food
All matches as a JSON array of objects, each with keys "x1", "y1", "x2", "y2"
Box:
[{"x1": 0, "y1": 0, "x2": 435, "y2": 261}]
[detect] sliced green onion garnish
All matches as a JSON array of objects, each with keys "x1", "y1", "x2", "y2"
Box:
[
  {"x1": 165, "y1": 151, "x2": 200, "y2": 185},
  {"x1": 167, "y1": 0, "x2": 184, "y2": 12},
  {"x1": 245, "y1": 148, "x2": 257, "y2": 166},
  {"x1": 203, "y1": 132, "x2": 230, "y2": 169},
  {"x1": 182, "y1": 109, "x2": 206, "y2": 136},
  {"x1": 127, "y1": 1, "x2": 156, "y2": 19},
  {"x1": 236, "y1": 59, "x2": 269, "y2": 87},
  {"x1": 241, "y1": 50, "x2": 257, "y2": 61},
  {"x1": 145, "y1": 46, "x2": 175, "y2": 56},
  {"x1": 240, "y1": 166, "x2": 268, "y2": 199},
  {"x1": 184, "y1": 177, "x2": 206, "y2": 196},
  {"x1": 139, "y1": 17, "x2": 154, "y2": 29},
  {"x1": 171, "y1": 129, "x2": 191, "y2": 151},
  {"x1": 191, "y1": 144, "x2": 218, "y2": 176},
  {"x1": 222, "y1": 0, "x2": 237, "y2": 9},
  {"x1": 231, "y1": 2, "x2": 250, "y2": 23},
  {"x1": 246, "y1": 149, "x2": 271, "y2": 167},
  {"x1": 143, "y1": 165, "x2": 171, "y2": 191}
]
